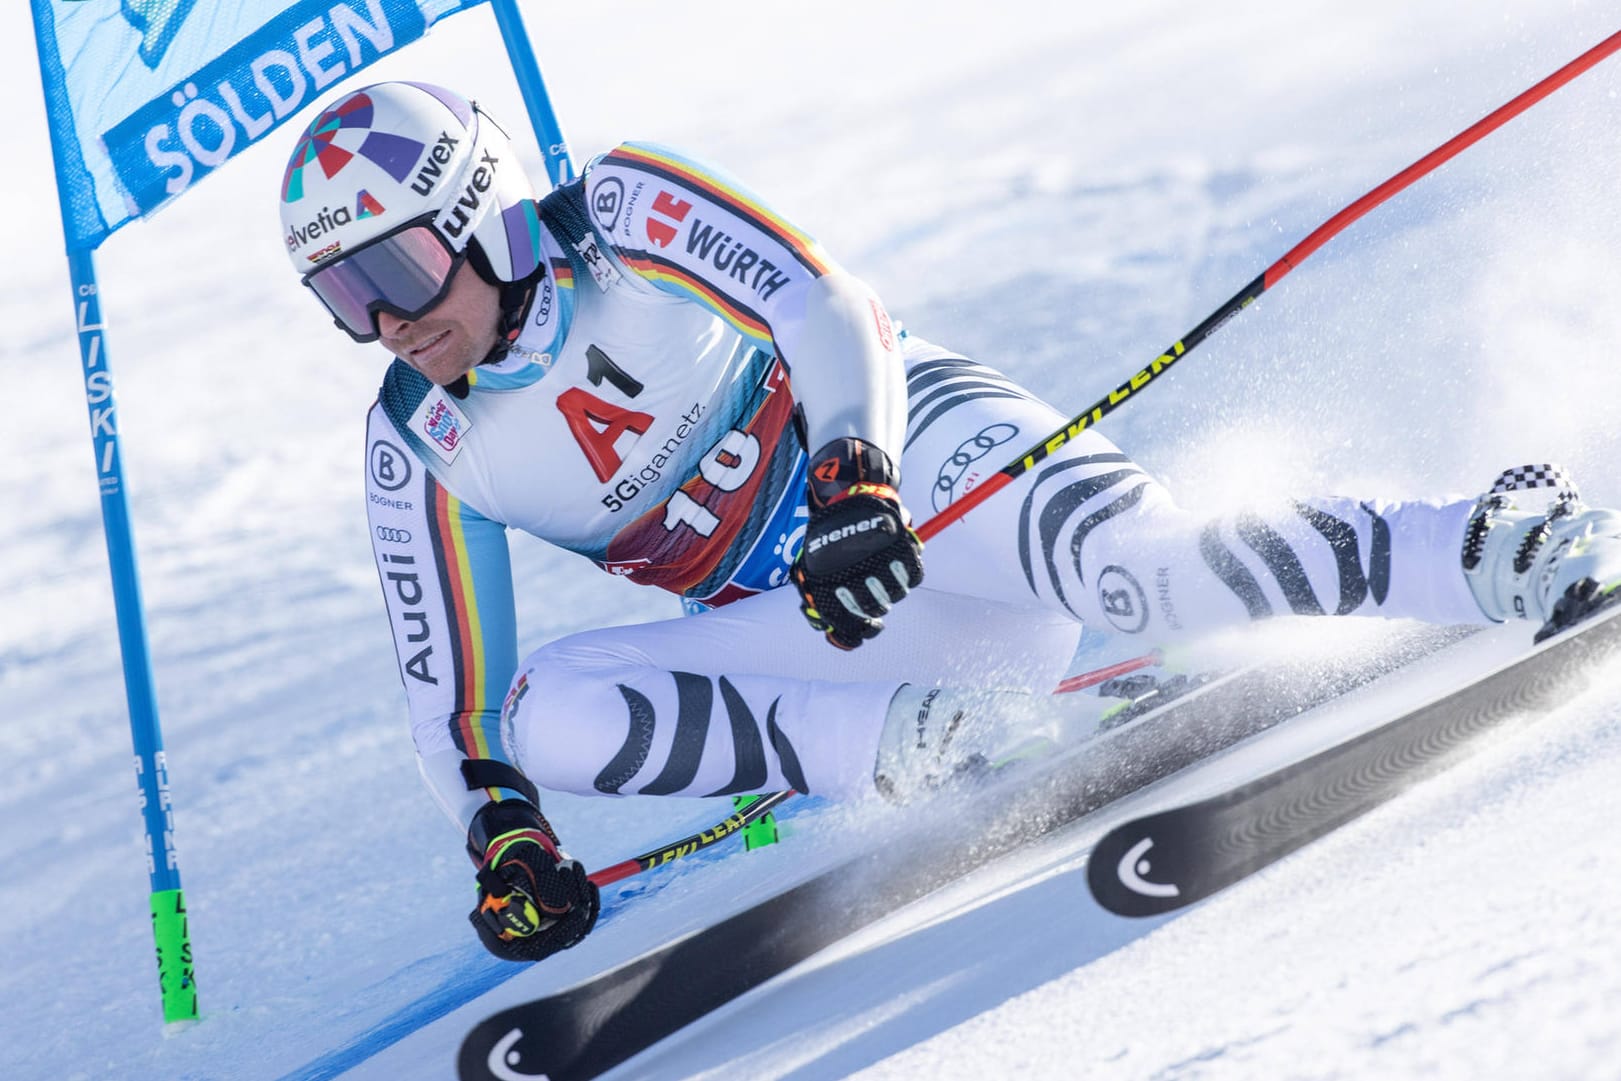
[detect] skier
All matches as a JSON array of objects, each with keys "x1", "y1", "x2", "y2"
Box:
[{"x1": 278, "y1": 81, "x2": 1621, "y2": 963}]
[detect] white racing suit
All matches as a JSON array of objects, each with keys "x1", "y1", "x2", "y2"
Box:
[{"x1": 362, "y1": 143, "x2": 1489, "y2": 833}]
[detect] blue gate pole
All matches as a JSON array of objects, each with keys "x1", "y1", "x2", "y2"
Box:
[
  {"x1": 488, "y1": 0, "x2": 576, "y2": 185},
  {"x1": 31, "y1": 0, "x2": 197, "y2": 1026},
  {"x1": 65, "y1": 248, "x2": 199, "y2": 1025},
  {"x1": 33, "y1": 0, "x2": 196, "y2": 1025}
]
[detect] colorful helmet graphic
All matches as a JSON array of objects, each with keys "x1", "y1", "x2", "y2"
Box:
[{"x1": 279, "y1": 82, "x2": 542, "y2": 335}]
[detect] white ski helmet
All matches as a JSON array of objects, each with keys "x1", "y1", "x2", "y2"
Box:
[{"x1": 279, "y1": 81, "x2": 543, "y2": 340}]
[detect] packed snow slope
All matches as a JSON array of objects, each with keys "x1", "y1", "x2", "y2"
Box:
[{"x1": 5, "y1": 2, "x2": 1621, "y2": 1079}]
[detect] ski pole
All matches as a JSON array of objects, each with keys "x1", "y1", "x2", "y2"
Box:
[
  {"x1": 587, "y1": 789, "x2": 798, "y2": 887},
  {"x1": 1054, "y1": 650, "x2": 1163, "y2": 694},
  {"x1": 916, "y1": 27, "x2": 1621, "y2": 543}
]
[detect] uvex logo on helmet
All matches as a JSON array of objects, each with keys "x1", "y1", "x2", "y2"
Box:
[
  {"x1": 409, "y1": 132, "x2": 460, "y2": 196},
  {"x1": 437, "y1": 149, "x2": 500, "y2": 239}
]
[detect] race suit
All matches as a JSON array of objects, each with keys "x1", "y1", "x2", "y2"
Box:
[{"x1": 362, "y1": 143, "x2": 1490, "y2": 833}]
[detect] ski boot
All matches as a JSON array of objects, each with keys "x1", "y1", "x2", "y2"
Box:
[
  {"x1": 872, "y1": 685, "x2": 1101, "y2": 803},
  {"x1": 1461, "y1": 464, "x2": 1621, "y2": 641}
]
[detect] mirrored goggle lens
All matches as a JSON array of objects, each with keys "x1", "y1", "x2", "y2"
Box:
[{"x1": 306, "y1": 226, "x2": 458, "y2": 339}]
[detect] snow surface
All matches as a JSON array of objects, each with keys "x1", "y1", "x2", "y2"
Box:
[{"x1": 6, "y1": 2, "x2": 1621, "y2": 1079}]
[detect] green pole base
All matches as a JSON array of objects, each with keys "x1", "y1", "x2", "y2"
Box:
[
  {"x1": 150, "y1": 888, "x2": 199, "y2": 1023},
  {"x1": 732, "y1": 795, "x2": 780, "y2": 851}
]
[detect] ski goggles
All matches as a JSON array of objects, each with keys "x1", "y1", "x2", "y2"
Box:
[{"x1": 301, "y1": 215, "x2": 467, "y2": 343}]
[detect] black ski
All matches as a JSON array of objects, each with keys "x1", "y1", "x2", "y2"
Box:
[
  {"x1": 1089, "y1": 600, "x2": 1621, "y2": 917},
  {"x1": 457, "y1": 624, "x2": 1469, "y2": 1081}
]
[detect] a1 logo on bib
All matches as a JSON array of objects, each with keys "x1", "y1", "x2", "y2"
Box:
[
  {"x1": 1097, "y1": 565, "x2": 1149, "y2": 634},
  {"x1": 410, "y1": 388, "x2": 473, "y2": 465}
]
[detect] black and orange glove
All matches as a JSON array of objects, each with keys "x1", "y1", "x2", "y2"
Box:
[
  {"x1": 466, "y1": 798, "x2": 599, "y2": 964},
  {"x1": 790, "y1": 437, "x2": 924, "y2": 650}
]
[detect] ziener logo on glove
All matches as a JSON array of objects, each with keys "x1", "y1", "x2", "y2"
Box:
[{"x1": 806, "y1": 514, "x2": 889, "y2": 554}]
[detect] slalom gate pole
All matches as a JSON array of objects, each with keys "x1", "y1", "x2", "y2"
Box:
[
  {"x1": 64, "y1": 248, "x2": 199, "y2": 1024},
  {"x1": 29, "y1": 0, "x2": 199, "y2": 1023},
  {"x1": 488, "y1": 0, "x2": 575, "y2": 186},
  {"x1": 916, "y1": 27, "x2": 1621, "y2": 543}
]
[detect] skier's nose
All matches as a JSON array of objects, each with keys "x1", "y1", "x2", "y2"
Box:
[{"x1": 376, "y1": 310, "x2": 410, "y2": 339}]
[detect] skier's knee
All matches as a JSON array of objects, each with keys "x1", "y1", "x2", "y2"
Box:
[{"x1": 500, "y1": 637, "x2": 643, "y2": 796}]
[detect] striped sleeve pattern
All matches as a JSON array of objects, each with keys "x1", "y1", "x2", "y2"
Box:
[
  {"x1": 585, "y1": 142, "x2": 839, "y2": 349},
  {"x1": 423, "y1": 480, "x2": 522, "y2": 803}
]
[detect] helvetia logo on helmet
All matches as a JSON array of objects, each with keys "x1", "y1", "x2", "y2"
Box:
[
  {"x1": 285, "y1": 190, "x2": 389, "y2": 252},
  {"x1": 286, "y1": 205, "x2": 351, "y2": 251}
]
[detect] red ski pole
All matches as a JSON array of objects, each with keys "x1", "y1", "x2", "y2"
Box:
[{"x1": 917, "y1": 28, "x2": 1621, "y2": 542}]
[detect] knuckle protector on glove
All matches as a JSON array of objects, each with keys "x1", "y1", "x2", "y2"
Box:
[
  {"x1": 467, "y1": 797, "x2": 601, "y2": 963},
  {"x1": 803, "y1": 497, "x2": 914, "y2": 615},
  {"x1": 793, "y1": 438, "x2": 924, "y2": 648}
]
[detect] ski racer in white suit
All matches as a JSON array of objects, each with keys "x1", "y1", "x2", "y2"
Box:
[{"x1": 278, "y1": 82, "x2": 1621, "y2": 963}]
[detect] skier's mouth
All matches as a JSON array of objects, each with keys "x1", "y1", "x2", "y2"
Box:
[{"x1": 409, "y1": 330, "x2": 452, "y2": 360}]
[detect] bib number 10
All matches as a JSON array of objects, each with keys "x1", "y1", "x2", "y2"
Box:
[{"x1": 664, "y1": 429, "x2": 762, "y2": 537}]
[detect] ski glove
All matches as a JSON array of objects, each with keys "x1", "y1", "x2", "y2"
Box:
[
  {"x1": 467, "y1": 798, "x2": 600, "y2": 964},
  {"x1": 790, "y1": 437, "x2": 924, "y2": 650}
]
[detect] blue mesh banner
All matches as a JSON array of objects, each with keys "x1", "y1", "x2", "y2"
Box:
[{"x1": 30, "y1": 0, "x2": 488, "y2": 251}]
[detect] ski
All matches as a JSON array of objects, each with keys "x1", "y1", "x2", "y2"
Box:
[
  {"x1": 1089, "y1": 599, "x2": 1621, "y2": 917},
  {"x1": 457, "y1": 624, "x2": 1469, "y2": 1081}
]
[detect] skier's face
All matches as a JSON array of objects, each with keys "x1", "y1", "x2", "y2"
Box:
[{"x1": 375, "y1": 261, "x2": 502, "y2": 385}]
